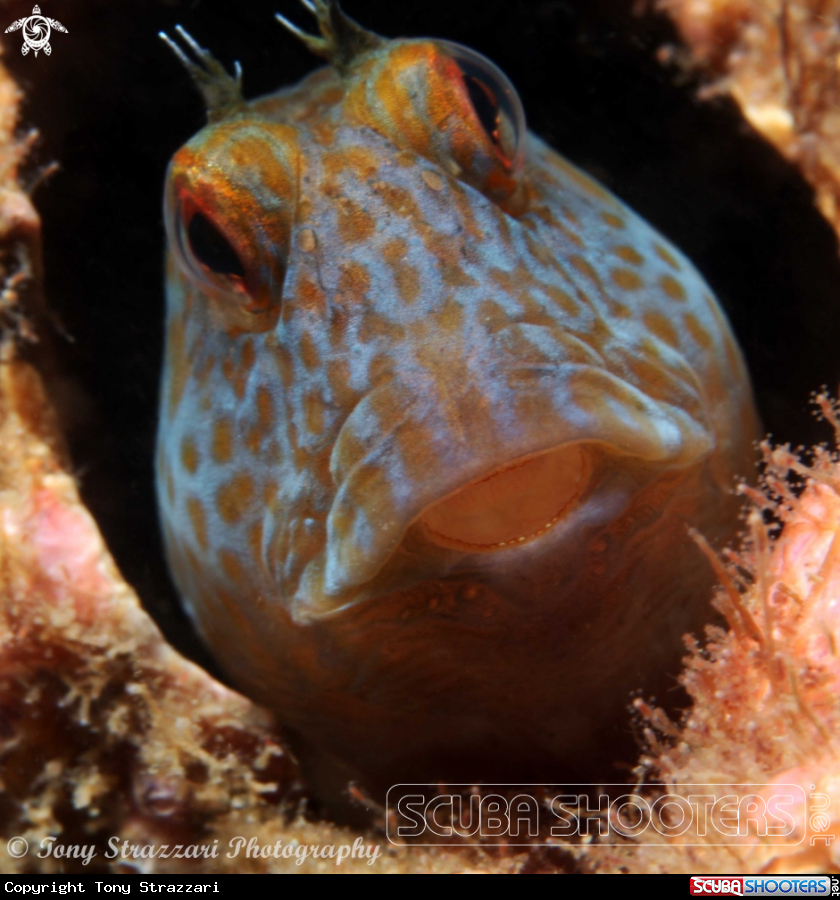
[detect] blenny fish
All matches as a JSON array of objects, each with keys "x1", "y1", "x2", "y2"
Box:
[{"x1": 156, "y1": 1, "x2": 760, "y2": 801}]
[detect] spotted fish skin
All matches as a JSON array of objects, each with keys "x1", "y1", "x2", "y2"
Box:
[{"x1": 157, "y1": 8, "x2": 759, "y2": 799}]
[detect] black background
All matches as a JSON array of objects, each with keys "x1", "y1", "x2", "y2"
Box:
[{"x1": 7, "y1": 0, "x2": 840, "y2": 665}]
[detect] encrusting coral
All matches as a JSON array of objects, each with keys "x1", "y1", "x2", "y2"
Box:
[
  {"x1": 590, "y1": 397, "x2": 840, "y2": 873},
  {"x1": 660, "y1": 0, "x2": 840, "y2": 238},
  {"x1": 0, "y1": 359, "x2": 286, "y2": 871}
]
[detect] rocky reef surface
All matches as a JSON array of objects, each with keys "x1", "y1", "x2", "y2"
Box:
[{"x1": 662, "y1": 0, "x2": 840, "y2": 238}]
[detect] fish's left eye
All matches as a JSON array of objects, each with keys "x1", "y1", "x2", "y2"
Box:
[
  {"x1": 464, "y1": 75, "x2": 502, "y2": 147},
  {"x1": 437, "y1": 40, "x2": 526, "y2": 180}
]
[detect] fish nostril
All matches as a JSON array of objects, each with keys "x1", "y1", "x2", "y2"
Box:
[{"x1": 418, "y1": 443, "x2": 591, "y2": 551}]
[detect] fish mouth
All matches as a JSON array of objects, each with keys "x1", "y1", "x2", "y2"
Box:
[
  {"x1": 292, "y1": 363, "x2": 715, "y2": 620},
  {"x1": 417, "y1": 443, "x2": 591, "y2": 552}
]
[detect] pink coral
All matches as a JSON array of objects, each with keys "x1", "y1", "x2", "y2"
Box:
[{"x1": 590, "y1": 396, "x2": 840, "y2": 873}]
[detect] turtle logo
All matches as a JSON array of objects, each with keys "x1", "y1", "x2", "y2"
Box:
[{"x1": 5, "y1": 5, "x2": 67, "y2": 57}]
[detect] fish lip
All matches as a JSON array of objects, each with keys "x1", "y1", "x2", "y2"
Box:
[
  {"x1": 291, "y1": 439, "x2": 601, "y2": 623},
  {"x1": 290, "y1": 365, "x2": 715, "y2": 621},
  {"x1": 291, "y1": 444, "x2": 710, "y2": 626}
]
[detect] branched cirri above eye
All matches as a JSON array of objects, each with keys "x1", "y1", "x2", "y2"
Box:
[{"x1": 187, "y1": 211, "x2": 245, "y2": 279}]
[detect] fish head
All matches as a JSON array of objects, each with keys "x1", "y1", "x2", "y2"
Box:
[{"x1": 156, "y1": 2, "x2": 760, "y2": 795}]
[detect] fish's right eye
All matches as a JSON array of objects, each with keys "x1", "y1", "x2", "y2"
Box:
[
  {"x1": 167, "y1": 193, "x2": 252, "y2": 304},
  {"x1": 163, "y1": 120, "x2": 299, "y2": 330}
]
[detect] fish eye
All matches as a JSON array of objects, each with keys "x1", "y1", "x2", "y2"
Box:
[
  {"x1": 464, "y1": 75, "x2": 502, "y2": 146},
  {"x1": 185, "y1": 211, "x2": 245, "y2": 280},
  {"x1": 173, "y1": 202, "x2": 248, "y2": 296},
  {"x1": 437, "y1": 40, "x2": 527, "y2": 178},
  {"x1": 165, "y1": 181, "x2": 252, "y2": 304},
  {"x1": 163, "y1": 123, "x2": 297, "y2": 329}
]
